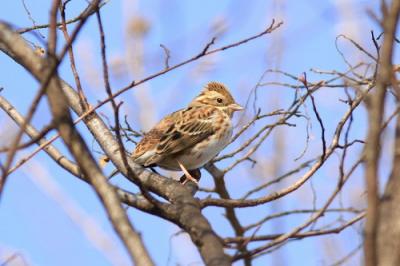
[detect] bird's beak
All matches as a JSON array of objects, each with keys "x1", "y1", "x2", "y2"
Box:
[{"x1": 229, "y1": 103, "x2": 244, "y2": 111}]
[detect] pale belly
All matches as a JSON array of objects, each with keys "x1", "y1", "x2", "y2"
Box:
[{"x1": 158, "y1": 127, "x2": 232, "y2": 171}]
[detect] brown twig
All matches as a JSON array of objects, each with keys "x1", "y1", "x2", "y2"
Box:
[
  {"x1": 240, "y1": 158, "x2": 315, "y2": 200},
  {"x1": 59, "y1": 1, "x2": 89, "y2": 110},
  {"x1": 226, "y1": 212, "x2": 365, "y2": 244},
  {"x1": 17, "y1": 0, "x2": 109, "y2": 34},
  {"x1": 159, "y1": 44, "x2": 171, "y2": 69},
  {"x1": 336, "y1": 34, "x2": 377, "y2": 62},
  {"x1": 21, "y1": 0, "x2": 45, "y2": 39},
  {"x1": 0, "y1": 252, "x2": 28, "y2": 266},
  {"x1": 243, "y1": 208, "x2": 364, "y2": 232},
  {"x1": 301, "y1": 75, "x2": 327, "y2": 159},
  {"x1": 0, "y1": 122, "x2": 54, "y2": 152}
]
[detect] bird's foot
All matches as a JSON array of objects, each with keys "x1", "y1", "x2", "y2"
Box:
[{"x1": 177, "y1": 162, "x2": 201, "y2": 185}]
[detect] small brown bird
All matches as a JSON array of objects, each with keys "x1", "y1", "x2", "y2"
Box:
[{"x1": 132, "y1": 82, "x2": 243, "y2": 184}]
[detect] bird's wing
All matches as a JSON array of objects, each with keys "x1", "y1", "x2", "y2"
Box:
[
  {"x1": 143, "y1": 106, "x2": 217, "y2": 165},
  {"x1": 131, "y1": 111, "x2": 177, "y2": 162}
]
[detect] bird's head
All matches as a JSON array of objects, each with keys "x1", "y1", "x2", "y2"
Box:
[{"x1": 189, "y1": 82, "x2": 243, "y2": 117}]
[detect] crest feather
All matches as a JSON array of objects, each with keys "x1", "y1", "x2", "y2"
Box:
[{"x1": 204, "y1": 82, "x2": 235, "y2": 104}]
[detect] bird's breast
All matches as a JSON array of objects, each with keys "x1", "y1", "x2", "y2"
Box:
[{"x1": 173, "y1": 122, "x2": 233, "y2": 170}]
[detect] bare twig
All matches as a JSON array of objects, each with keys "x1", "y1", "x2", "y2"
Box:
[
  {"x1": 0, "y1": 252, "x2": 28, "y2": 266},
  {"x1": 233, "y1": 157, "x2": 363, "y2": 260},
  {"x1": 225, "y1": 212, "x2": 365, "y2": 244},
  {"x1": 0, "y1": 122, "x2": 53, "y2": 152},
  {"x1": 200, "y1": 36, "x2": 217, "y2": 55},
  {"x1": 59, "y1": 1, "x2": 89, "y2": 110},
  {"x1": 17, "y1": 0, "x2": 109, "y2": 34},
  {"x1": 300, "y1": 75, "x2": 326, "y2": 159},
  {"x1": 336, "y1": 34, "x2": 377, "y2": 62},
  {"x1": 21, "y1": 0, "x2": 45, "y2": 38},
  {"x1": 330, "y1": 243, "x2": 362, "y2": 266},
  {"x1": 241, "y1": 159, "x2": 315, "y2": 199},
  {"x1": 159, "y1": 44, "x2": 171, "y2": 69},
  {"x1": 243, "y1": 208, "x2": 363, "y2": 232}
]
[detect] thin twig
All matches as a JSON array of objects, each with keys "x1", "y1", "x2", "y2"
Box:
[
  {"x1": 301, "y1": 75, "x2": 326, "y2": 159},
  {"x1": 17, "y1": 0, "x2": 109, "y2": 34},
  {"x1": 159, "y1": 44, "x2": 171, "y2": 69}
]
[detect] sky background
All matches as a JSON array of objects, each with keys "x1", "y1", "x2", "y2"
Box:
[{"x1": 0, "y1": 0, "x2": 392, "y2": 265}]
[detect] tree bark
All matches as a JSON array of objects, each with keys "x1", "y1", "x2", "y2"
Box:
[
  {"x1": 377, "y1": 114, "x2": 400, "y2": 266},
  {"x1": 364, "y1": 1, "x2": 400, "y2": 265}
]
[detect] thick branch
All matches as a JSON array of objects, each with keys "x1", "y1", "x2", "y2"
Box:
[
  {"x1": 0, "y1": 94, "x2": 156, "y2": 213},
  {"x1": 0, "y1": 19, "x2": 154, "y2": 266},
  {"x1": 0, "y1": 22, "x2": 230, "y2": 266},
  {"x1": 363, "y1": 1, "x2": 400, "y2": 265},
  {"x1": 377, "y1": 113, "x2": 400, "y2": 266},
  {"x1": 205, "y1": 163, "x2": 250, "y2": 266}
]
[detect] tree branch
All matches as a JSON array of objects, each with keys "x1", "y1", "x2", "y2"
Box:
[
  {"x1": 0, "y1": 21, "x2": 231, "y2": 266},
  {"x1": 0, "y1": 14, "x2": 154, "y2": 266},
  {"x1": 363, "y1": 1, "x2": 400, "y2": 265},
  {"x1": 0, "y1": 94, "x2": 157, "y2": 213},
  {"x1": 201, "y1": 86, "x2": 369, "y2": 208}
]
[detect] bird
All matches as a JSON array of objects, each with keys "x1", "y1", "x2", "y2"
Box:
[{"x1": 132, "y1": 81, "x2": 243, "y2": 184}]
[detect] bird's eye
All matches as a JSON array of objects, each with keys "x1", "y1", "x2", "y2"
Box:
[{"x1": 216, "y1": 98, "x2": 223, "y2": 103}]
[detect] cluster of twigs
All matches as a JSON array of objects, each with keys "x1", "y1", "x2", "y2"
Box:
[{"x1": 0, "y1": 1, "x2": 399, "y2": 265}]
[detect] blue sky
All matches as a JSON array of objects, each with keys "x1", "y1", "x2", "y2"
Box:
[{"x1": 0, "y1": 0, "x2": 388, "y2": 265}]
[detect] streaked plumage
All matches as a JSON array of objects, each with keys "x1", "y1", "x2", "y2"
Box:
[{"x1": 132, "y1": 82, "x2": 243, "y2": 183}]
